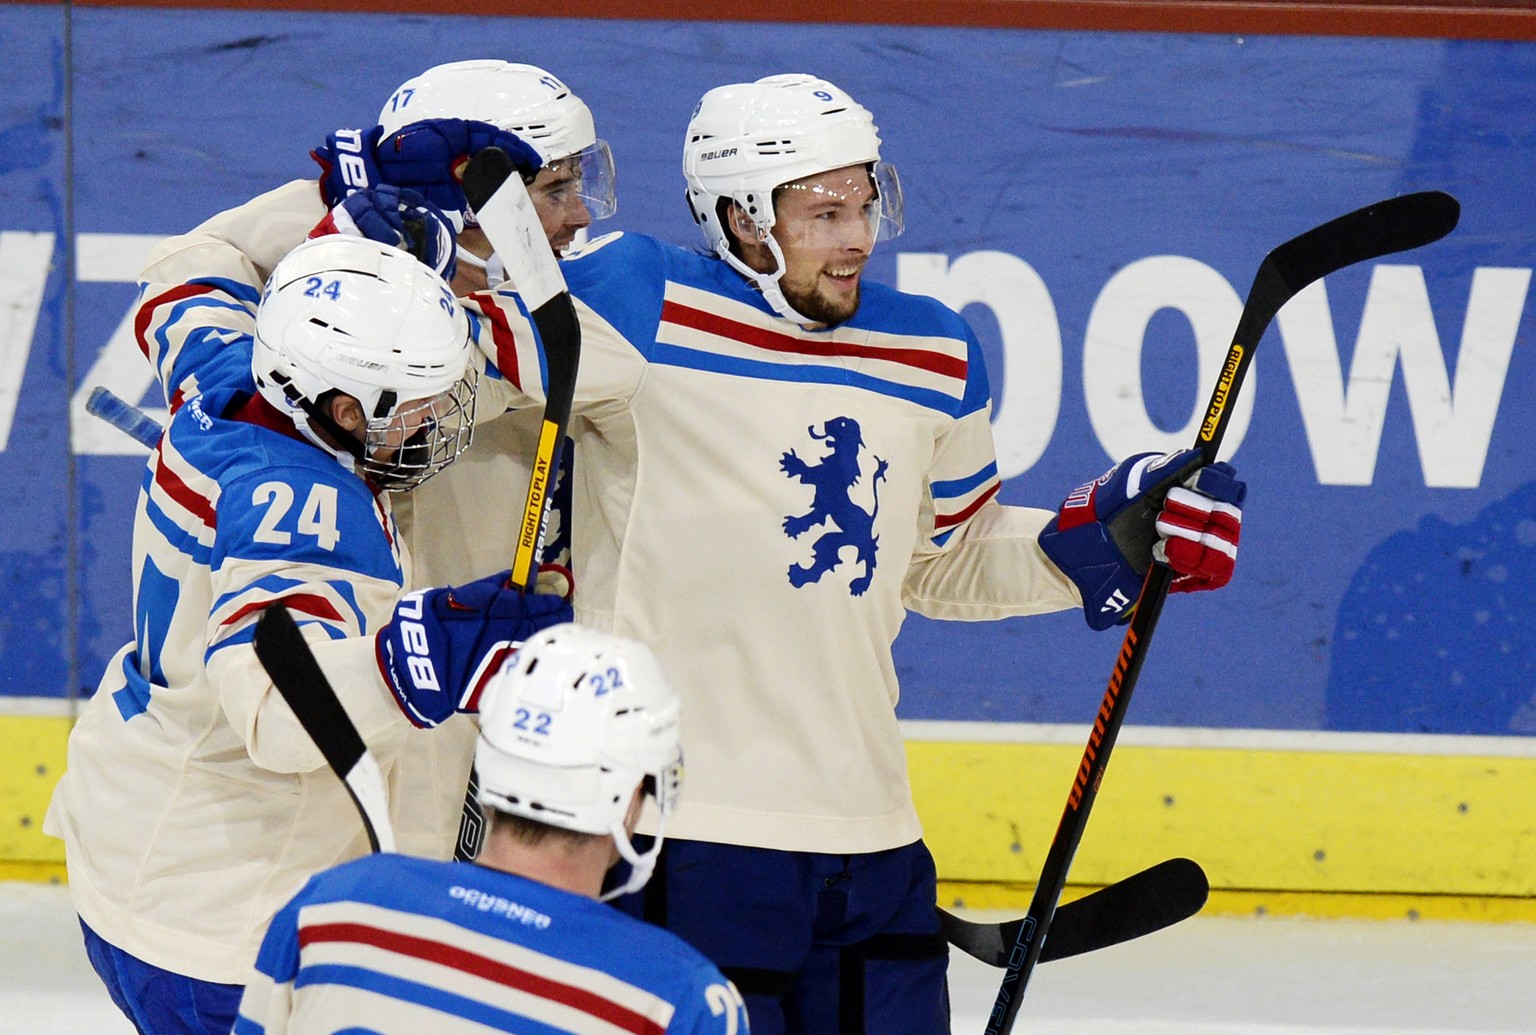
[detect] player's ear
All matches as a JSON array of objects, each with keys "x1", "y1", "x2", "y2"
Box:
[
  {"x1": 726, "y1": 202, "x2": 760, "y2": 247},
  {"x1": 326, "y1": 393, "x2": 366, "y2": 436},
  {"x1": 622, "y1": 785, "x2": 646, "y2": 836}
]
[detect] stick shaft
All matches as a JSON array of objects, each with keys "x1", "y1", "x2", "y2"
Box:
[{"x1": 984, "y1": 190, "x2": 1460, "y2": 1035}]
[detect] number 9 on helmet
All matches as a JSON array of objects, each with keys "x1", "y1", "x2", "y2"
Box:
[{"x1": 474, "y1": 623, "x2": 684, "y2": 900}]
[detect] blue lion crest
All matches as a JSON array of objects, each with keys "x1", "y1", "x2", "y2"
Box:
[{"x1": 779, "y1": 416, "x2": 889, "y2": 596}]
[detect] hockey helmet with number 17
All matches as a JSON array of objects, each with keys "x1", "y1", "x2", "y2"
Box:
[
  {"x1": 378, "y1": 59, "x2": 617, "y2": 221},
  {"x1": 475, "y1": 623, "x2": 683, "y2": 901}
]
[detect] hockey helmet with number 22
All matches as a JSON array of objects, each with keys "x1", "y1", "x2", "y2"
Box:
[{"x1": 475, "y1": 623, "x2": 683, "y2": 901}]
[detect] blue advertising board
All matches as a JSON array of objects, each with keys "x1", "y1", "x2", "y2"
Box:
[{"x1": 3, "y1": 6, "x2": 1533, "y2": 739}]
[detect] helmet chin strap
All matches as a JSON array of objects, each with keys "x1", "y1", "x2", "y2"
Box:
[
  {"x1": 717, "y1": 233, "x2": 824, "y2": 329},
  {"x1": 456, "y1": 246, "x2": 507, "y2": 288},
  {"x1": 293, "y1": 396, "x2": 366, "y2": 475},
  {"x1": 600, "y1": 814, "x2": 667, "y2": 902}
]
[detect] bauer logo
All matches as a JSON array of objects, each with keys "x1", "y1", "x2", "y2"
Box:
[
  {"x1": 698, "y1": 147, "x2": 738, "y2": 162},
  {"x1": 394, "y1": 592, "x2": 440, "y2": 692}
]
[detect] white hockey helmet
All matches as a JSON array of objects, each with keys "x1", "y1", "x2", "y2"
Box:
[
  {"x1": 475, "y1": 623, "x2": 683, "y2": 900},
  {"x1": 683, "y1": 73, "x2": 904, "y2": 321},
  {"x1": 252, "y1": 235, "x2": 477, "y2": 491},
  {"x1": 378, "y1": 59, "x2": 617, "y2": 221}
]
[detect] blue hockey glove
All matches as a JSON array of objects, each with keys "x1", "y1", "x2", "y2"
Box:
[
  {"x1": 1039, "y1": 449, "x2": 1245, "y2": 630},
  {"x1": 307, "y1": 184, "x2": 457, "y2": 281},
  {"x1": 376, "y1": 571, "x2": 573, "y2": 729},
  {"x1": 313, "y1": 119, "x2": 543, "y2": 223},
  {"x1": 376, "y1": 119, "x2": 544, "y2": 214},
  {"x1": 312, "y1": 125, "x2": 386, "y2": 207}
]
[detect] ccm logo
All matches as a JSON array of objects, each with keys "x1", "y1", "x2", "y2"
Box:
[
  {"x1": 395, "y1": 593, "x2": 438, "y2": 691},
  {"x1": 332, "y1": 128, "x2": 372, "y2": 193}
]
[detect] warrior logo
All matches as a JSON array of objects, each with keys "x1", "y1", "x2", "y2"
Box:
[{"x1": 780, "y1": 417, "x2": 888, "y2": 596}]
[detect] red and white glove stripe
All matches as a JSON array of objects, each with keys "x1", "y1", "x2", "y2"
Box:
[
  {"x1": 306, "y1": 204, "x2": 362, "y2": 241},
  {"x1": 457, "y1": 640, "x2": 520, "y2": 714},
  {"x1": 1154, "y1": 485, "x2": 1241, "y2": 592}
]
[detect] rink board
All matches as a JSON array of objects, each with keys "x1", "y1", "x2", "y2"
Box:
[
  {"x1": 2, "y1": 7, "x2": 1535, "y2": 906},
  {"x1": 7, "y1": 710, "x2": 1535, "y2": 917}
]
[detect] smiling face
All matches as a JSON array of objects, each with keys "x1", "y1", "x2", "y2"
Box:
[
  {"x1": 529, "y1": 157, "x2": 594, "y2": 253},
  {"x1": 451, "y1": 157, "x2": 596, "y2": 296},
  {"x1": 731, "y1": 163, "x2": 878, "y2": 327}
]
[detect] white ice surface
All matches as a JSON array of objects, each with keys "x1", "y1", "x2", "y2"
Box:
[{"x1": 6, "y1": 881, "x2": 1534, "y2": 1034}]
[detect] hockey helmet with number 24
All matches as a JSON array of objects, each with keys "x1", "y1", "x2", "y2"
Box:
[
  {"x1": 252, "y1": 235, "x2": 477, "y2": 491},
  {"x1": 475, "y1": 623, "x2": 683, "y2": 901}
]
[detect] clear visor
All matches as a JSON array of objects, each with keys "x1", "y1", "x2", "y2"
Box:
[
  {"x1": 554, "y1": 140, "x2": 617, "y2": 221},
  {"x1": 870, "y1": 162, "x2": 904, "y2": 242},
  {"x1": 362, "y1": 367, "x2": 478, "y2": 492},
  {"x1": 461, "y1": 139, "x2": 615, "y2": 236},
  {"x1": 770, "y1": 161, "x2": 904, "y2": 244}
]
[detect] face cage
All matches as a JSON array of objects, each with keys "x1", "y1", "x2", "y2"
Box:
[
  {"x1": 649, "y1": 751, "x2": 683, "y2": 817},
  {"x1": 360, "y1": 367, "x2": 478, "y2": 492}
]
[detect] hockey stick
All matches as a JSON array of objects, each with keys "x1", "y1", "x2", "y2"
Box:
[
  {"x1": 449, "y1": 146, "x2": 584, "y2": 862},
  {"x1": 942, "y1": 856, "x2": 1207, "y2": 967},
  {"x1": 86, "y1": 385, "x2": 163, "y2": 449},
  {"x1": 256, "y1": 601, "x2": 1213, "y2": 967},
  {"x1": 984, "y1": 189, "x2": 1460, "y2": 1035},
  {"x1": 256, "y1": 597, "x2": 1200, "y2": 966},
  {"x1": 253, "y1": 604, "x2": 396, "y2": 853}
]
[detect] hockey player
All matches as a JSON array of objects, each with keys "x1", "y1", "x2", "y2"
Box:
[
  {"x1": 458, "y1": 73, "x2": 1248, "y2": 1034},
  {"x1": 373, "y1": 58, "x2": 618, "y2": 266},
  {"x1": 234, "y1": 623, "x2": 750, "y2": 1034},
  {"x1": 131, "y1": 59, "x2": 612, "y2": 858},
  {"x1": 44, "y1": 227, "x2": 573, "y2": 1035}
]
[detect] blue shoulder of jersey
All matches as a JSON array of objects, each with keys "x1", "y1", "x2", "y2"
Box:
[
  {"x1": 853, "y1": 279, "x2": 993, "y2": 416},
  {"x1": 165, "y1": 391, "x2": 401, "y2": 584}
]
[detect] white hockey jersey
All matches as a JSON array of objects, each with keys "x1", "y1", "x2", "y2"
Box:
[
  {"x1": 44, "y1": 253, "x2": 427, "y2": 983},
  {"x1": 469, "y1": 231, "x2": 1080, "y2": 854},
  {"x1": 109, "y1": 179, "x2": 561, "y2": 863}
]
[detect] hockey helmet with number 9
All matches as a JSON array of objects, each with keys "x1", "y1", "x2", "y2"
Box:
[
  {"x1": 475, "y1": 622, "x2": 683, "y2": 900},
  {"x1": 252, "y1": 235, "x2": 477, "y2": 491},
  {"x1": 378, "y1": 59, "x2": 617, "y2": 221},
  {"x1": 683, "y1": 73, "x2": 904, "y2": 322}
]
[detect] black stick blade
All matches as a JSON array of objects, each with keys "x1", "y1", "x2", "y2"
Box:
[
  {"x1": 253, "y1": 605, "x2": 394, "y2": 854},
  {"x1": 256, "y1": 605, "x2": 367, "y2": 773},
  {"x1": 462, "y1": 147, "x2": 516, "y2": 214},
  {"x1": 1040, "y1": 857, "x2": 1207, "y2": 962},
  {"x1": 941, "y1": 857, "x2": 1208, "y2": 967},
  {"x1": 1269, "y1": 190, "x2": 1460, "y2": 297},
  {"x1": 253, "y1": 605, "x2": 368, "y2": 786}
]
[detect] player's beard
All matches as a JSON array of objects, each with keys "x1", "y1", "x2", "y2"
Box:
[{"x1": 781, "y1": 274, "x2": 862, "y2": 326}]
